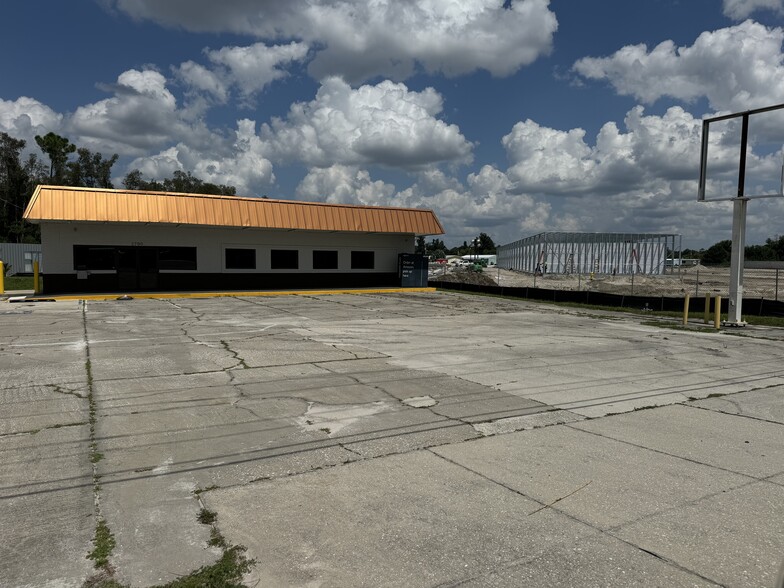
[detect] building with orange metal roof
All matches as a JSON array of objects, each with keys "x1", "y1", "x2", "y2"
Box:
[{"x1": 23, "y1": 186, "x2": 444, "y2": 293}]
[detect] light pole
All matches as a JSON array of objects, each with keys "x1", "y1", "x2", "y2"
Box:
[{"x1": 472, "y1": 237, "x2": 480, "y2": 262}]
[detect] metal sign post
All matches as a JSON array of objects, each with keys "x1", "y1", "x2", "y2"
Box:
[
  {"x1": 698, "y1": 102, "x2": 784, "y2": 327},
  {"x1": 726, "y1": 198, "x2": 748, "y2": 325}
]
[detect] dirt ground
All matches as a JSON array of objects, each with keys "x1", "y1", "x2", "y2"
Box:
[{"x1": 431, "y1": 264, "x2": 784, "y2": 300}]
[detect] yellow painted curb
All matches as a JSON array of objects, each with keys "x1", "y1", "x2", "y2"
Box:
[{"x1": 38, "y1": 287, "x2": 437, "y2": 302}]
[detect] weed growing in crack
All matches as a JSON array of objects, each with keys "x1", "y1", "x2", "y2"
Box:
[
  {"x1": 82, "y1": 304, "x2": 119, "y2": 584},
  {"x1": 82, "y1": 570, "x2": 128, "y2": 588},
  {"x1": 87, "y1": 519, "x2": 116, "y2": 569},
  {"x1": 207, "y1": 527, "x2": 228, "y2": 549},
  {"x1": 197, "y1": 508, "x2": 217, "y2": 525},
  {"x1": 179, "y1": 503, "x2": 256, "y2": 587},
  {"x1": 193, "y1": 485, "x2": 219, "y2": 496},
  {"x1": 152, "y1": 545, "x2": 254, "y2": 588}
]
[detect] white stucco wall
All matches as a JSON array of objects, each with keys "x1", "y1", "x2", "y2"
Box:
[{"x1": 41, "y1": 222, "x2": 415, "y2": 274}]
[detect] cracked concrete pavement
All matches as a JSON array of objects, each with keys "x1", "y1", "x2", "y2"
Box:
[{"x1": 0, "y1": 291, "x2": 783, "y2": 587}]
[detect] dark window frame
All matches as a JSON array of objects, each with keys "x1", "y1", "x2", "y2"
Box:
[
  {"x1": 157, "y1": 246, "x2": 197, "y2": 271},
  {"x1": 351, "y1": 250, "x2": 375, "y2": 270},
  {"x1": 225, "y1": 247, "x2": 256, "y2": 270},
  {"x1": 73, "y1": 245, "x2": 198, "y2": 271},
  {"x1": 312, "y1": 250, "x2": 339, "y2": 270},
  {"x1": 73, "y1": 245, "x2": 116, "y2": 271},
  {"x1": 271, "y1": 249, "x2": 299, "y2": 270}
]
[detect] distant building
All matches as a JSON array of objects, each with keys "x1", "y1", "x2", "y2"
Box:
[
  {"x1": 461, "y1": 254, "x2": 496, "y2": 265},
  {"x1": 23, "y1": 186, "x2": 444, "y2": 293},
  {"x1": 0, "y1": 243, "x2": 42, "y2": 275},
  {"x1": 497, "y1": 232, "x2": 682, "y2": 275}
]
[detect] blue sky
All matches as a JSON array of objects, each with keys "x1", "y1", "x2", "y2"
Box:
[{"x1": 2, "y1": 0, "x2": 784, "y2": 248}]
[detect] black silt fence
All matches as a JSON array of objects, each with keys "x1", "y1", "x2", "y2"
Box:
[{"x1": 430, "y1": 280, "x2": 784, "y2": 318}]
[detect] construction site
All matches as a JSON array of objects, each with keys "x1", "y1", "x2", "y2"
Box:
[
  {"x1": 496, "y1": 232, "x2": 681, "y2": 276},
  {"x1": 433, "y1": 263, "x2": 784, "y2": 302}
]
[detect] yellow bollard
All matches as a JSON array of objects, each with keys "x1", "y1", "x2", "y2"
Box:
[
  {"x1": 713, "y1": 295, "x2": 721, "y2": 329},
  {"x1": 33, "y1": 260, "x2": 40, "y2": 295},
  {"x1": 704, "y1": 292, "x2": 711, "y2": 324},
  {"x1": 0, "y1": 260, "x2": 4, "y2": 294},
  {"x1": 682, "y1": 293, "x2": 690, "y2": 326}
]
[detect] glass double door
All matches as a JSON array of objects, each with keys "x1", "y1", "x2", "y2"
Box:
[{"x1": 116, "y1": 246, "x2": 159, "y2": 291}]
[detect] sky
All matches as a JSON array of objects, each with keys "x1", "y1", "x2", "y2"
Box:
[{"x1": 3, "y1": 0, "x2": 784, "y2": 249}]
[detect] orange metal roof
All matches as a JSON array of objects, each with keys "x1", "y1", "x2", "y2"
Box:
[{"x1": 23, "y1": 186, "x2": 444, "y2": 235}]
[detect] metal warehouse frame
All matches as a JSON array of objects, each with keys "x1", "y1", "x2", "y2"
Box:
[{"x1": 497, "y1": 232, "x2": 682, "y2": 275}]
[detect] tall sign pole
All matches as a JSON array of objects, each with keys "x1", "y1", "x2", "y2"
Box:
[
  {"x1": 727, "y1": 198, "x2": 748, "y2": 325},
  {"x1": 725, "y1": 112, "x2": 750, "y2": 326}
]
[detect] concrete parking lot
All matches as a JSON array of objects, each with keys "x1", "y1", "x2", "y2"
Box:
[{"x1": 1, "y1": 291, "x2": 783, "y2": 587}]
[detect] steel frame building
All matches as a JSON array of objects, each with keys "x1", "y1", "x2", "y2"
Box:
[{"x1": 497, "y1": 232, "x2": 682, "y2": 275}]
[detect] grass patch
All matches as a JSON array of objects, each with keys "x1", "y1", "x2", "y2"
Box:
[
  {"x1": 87, "y1": 519, "x2": 116, "y2": 569},
  {"x1": 3, "y1": 275, "x2": 34, "y2": 290}
]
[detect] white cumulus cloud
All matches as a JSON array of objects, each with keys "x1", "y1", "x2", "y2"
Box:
[
  {"x1": 107, "y1": 0, "x2": 557, "y2": 83},
  {"x1": 573, "y1": 20, "x2": 784, "y2": 112},
  {"x1": 503, "y1": 106, "x2": 764, "y2": 196},
  {"x1": 295, "y1": 165, "x2": 396, "y2": 206},
  {"x1": 394, "y1": 166, "x2": 550, "y2": 245},
  {"x1": 69, "y1": 69, "x2": 202, "y2": 155},
  {"x1": 496, "y1": 106, "x2": 784, "y2": 246},
  {"x1": 723, "y1": 0, "x2": 784, "y2": 19},
  {"x1": 0, "y1": 97, "x2": 64, "y2": 148},
  {"x1": 202, "y1": 42, "x2": 309, "y2": 103},
  {"x1": 129, "y1": 119, "x2": 274, "y2": 194},
  {"x1": 176, "y1": 61, "x2": 229, "y2": 105},
  {"x1": 261, "y1": 77, "x2": 472, "y2": 169}
]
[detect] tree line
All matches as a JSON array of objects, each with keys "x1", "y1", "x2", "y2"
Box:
[
  {"x1": 687, "y1": 236, "x2": 784, "y2": 265},
  {"x1": 0, "y1": 131, "x2": 235, "y2": 243},
  {"x1": 417, "y1": 233, "x2": 496, "y2": 259}
]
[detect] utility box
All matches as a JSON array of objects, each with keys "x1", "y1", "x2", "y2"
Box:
[{"x1": 398, "y1": 253, "x2": 428, "y2": 287}]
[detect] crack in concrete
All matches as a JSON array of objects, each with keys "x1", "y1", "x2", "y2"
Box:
[
  {"x1": 682, "y1": 396, "x2": 784, "y2": 428},
  {"x1": 0, "y1": 420, "x2": 90, "y2": 438},
  {"x1": 317, "y1": 361, "x2": 403, "y2": 404},
  {"x1": 563, "y1": 420, "x2": 768, "y2": 481},
  {"x1": 231, "y1": 401, "x2": 263, "y2": 421},
  {"x1": 231, "y1": 296, "x2": 312, "y2": 320},
  {"x1": 219, "y1": 340, "x2": 249, "y2": 372},
  {"x1": 315, "y1": 360, "x2": 489, "y2": 432},
  {"x1": 49, "y1": 383, "x2": 86, "y2": 399},
  {"x1": 328, "y1": 342, "x2": 363, "y2": 361},
  {"x1": 427, "y1": 448, "x2": 725, "y2": 588},
  {"x1": 161, "y1": 298, "x2": 204, "y2": 322},
  {"x1": 339, "y1": 442, "x2": 364, "y2": 457}
]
